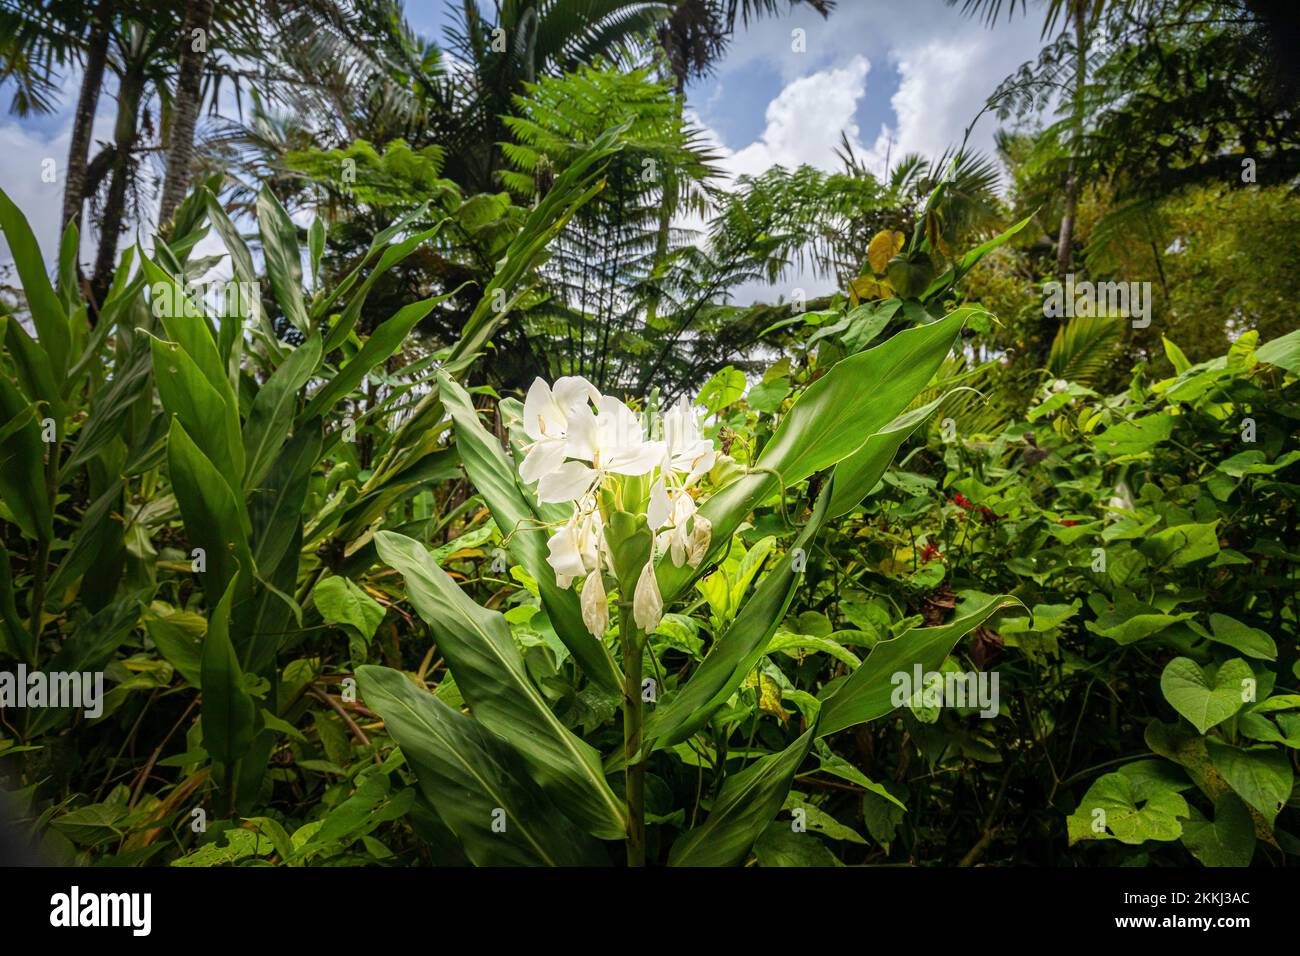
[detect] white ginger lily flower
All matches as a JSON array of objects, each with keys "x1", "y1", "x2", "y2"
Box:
[
  {"x1": 632, "y1": 559, "x2": 663, "y2": 632},
  {"x1": 580, "y1": 568, "x2": 609, "y2": 639},
  {"x1": 545, "y1": 504, "x2": 604, "y2": 589},
  {"x1": 534, "y1": 394, "x2": 664, "y2": 504},
  {"x1": 662, "y1": 396, "x2": 716, "y2": 484},
  {"x1": 520, "y1": 376, "x2": 600, "y2": 486}
]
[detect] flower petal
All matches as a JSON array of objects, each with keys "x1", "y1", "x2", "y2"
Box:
[
  {"x1": 536, "y1": 460, "x2": 597, "y2": 503},
  {"x1": 580, "y1": 570, "x2": 609, "y2": 639},
  {"x1": 632, "y1": 559, "x2": 663, "y2": 632},
  {"x1": 519, "y1": 438, "x2": 567, "y2": 485}
]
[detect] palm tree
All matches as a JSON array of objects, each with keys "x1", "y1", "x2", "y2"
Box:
[{"x1": 157, "y1": 0, "x2": 215, "y2": 227}]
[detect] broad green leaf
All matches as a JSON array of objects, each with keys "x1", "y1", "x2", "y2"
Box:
[
  {"x1": 645, "y1": 487, "x2": 831, "y2": 751},
  {"x1": 166, "y1": 417, "x2": 253, "y2": 608},
  {"x1": 0, "y1": 369, "x2": 52, "y2": 541},
  {"x1": 1207, "y1": 613, "x2": 1277, "y2": 661},
  {"x1": 356, "y1": 665, "x2": 608, "y2": 866},
  {"x1": 1205, "y1": 738, "x2": 1292, "y2": 828},
  {"x1": 1159, "y1": 657, "x2": 1252, "y2": 733},
  {"x1": 1181, "y1": 794, "x2": 1256, "y2": 866},
  {"x1": 1092, "y1": 413, "x2": 1173, "y2": 456},
  {"x1": 1140, "y1": 521, "x2": 1220, "y2": 567},
  {"x1": 314, "y1": 576, "x2": 385, "y2": 641},
  {"x1": 301, "y1": 295, "x2": 446, "y2": 422},
  {"x1": 374, "y1": 531, "x2": 627, "y2": 840},
  {"x1": 1066, "y1": 771, "x2": 1188, "y2": 845},
  {"x1": 244, "y1": 332, "x2": 321, "y2": 489},
  {"x1": 661, "y1": 308, "x2": 969, "y2": 604},
  {"x1": 150, "y1": 335, "x2": 244, "y2": 493},
  {"x1": 0, "y1": 186, "x2": 70, "y2": 375}
]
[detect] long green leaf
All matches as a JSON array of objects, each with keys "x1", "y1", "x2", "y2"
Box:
[
  {"x1": 0, "y1": 186, "x2": 70, "y2": 375},
  {"x1": 817, "y1": 594, "x2": 1024, "y2": 737},
  {"x1": 668, "y1": 724, "x2": 818, "y2": 867},
  {"x1": 374, "y1": 531, "x2": 627, "y2": 840},
  {"x1": 201, "y1": 575, "x2": 256, "y2": 765},
  {"x1": 357, "y1": 665, "x2": 608, "y2": 866}
]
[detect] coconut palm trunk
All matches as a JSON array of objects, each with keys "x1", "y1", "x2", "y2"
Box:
[
  {"x1": 61, "y1": 0, "x2": 112, "y2": 234},
  {"x1": 158, "y1": 0, "x2": 214, "y2": 228},
  {"x1": 90, "y1": 55, "x2": 146, "y2": 306}
]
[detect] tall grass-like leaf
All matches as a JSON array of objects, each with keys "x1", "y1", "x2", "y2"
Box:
[
  {"x1": 300, "y1": 295, "x2": 449, "y2": 423},
  {"x1": 256, "y1": 187, "x2": 310, "y2": 333},
  {"x1": 668, "y1": 724, "x2": 818, "y2": 867},
  {"x1": 200, "y1": 576, "x2": 256, "y2": 765},
  {"x1": 0, "y1": 368, "x2": 51, "y2": 541},
  {"x1": 244, "y1": 332, "x2": 322, "y2": 489},
  {"x1": 438, "y1": 371, "x2": 623, "y2": 694},
  {"x1": 644, "y1": 486, "x2": 832, "y2": 752},
  {"x1": 0, "y1": 186, "x2": 70, "y2": 376},
  {"x1": 374, "y1": 531, "x2": 628, "y2": 840},
  {"x1": 357, "y1": 665, "x2": 609, "y2": 866},
  {"x1": 816, "y1": 594, "x2": 1024, "y2": 737},
  {"x1": 166, "y1": 417, "x2": 253, "y2": 609},
  {"x1": 150, "y1": 336, "x2": 245, "y2": 494},
  {"x1": 827, "y1": 390, "x2": 971, "y2": 518}
]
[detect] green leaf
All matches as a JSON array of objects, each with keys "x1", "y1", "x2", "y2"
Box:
[
  {"x1": 0, "y1": 186, "x2": 70, "y2": 375},
  {"x1": 1140, "y1": 521, "x2": 1220, "y2": 567},
  {"x1": 1066, "y1": 772, "x2": 1188, "y2": 845},
  {"x1": 256, "y1": 186, "x2": 310, "y2": 332},
  {"x1": 244, "y1": 333, "x2": 321, "y2": 489},
  {"x1": 816, "y1": 594, "x2": 1023, "y2": 737},
  {"x1": 1206, "y1": 613, "x2": 1277, "y2": 661},
  {"x1": 644, "y1": 486, "x2": 832, "y2": 751},
  {"x1": 374, "y1": 531, "x2": 626, "y2": 840},
  {"x1": 1093, "y1": 414, "x2": 1174, "y2": 456},
  {"x1": 668, "y1": 724, "x2": 817, "y2": 867},
  {"x1": 0, "y1": 368, "x2": 52, "y2": 541},
  {"x1": 166, "y1": 417, "x2": 253, "y2": 609},
  {"x1": 697, "y1": 366, "x2": 746, "y2": 415},
  {"x1": 1181, "y1": 794, "x2": 1256, "y2": 866},
  {"x1": 356, "y1": 665, "x2": 608, "y2": 866},
  {"x1": 314, "y1": 576, "x2": 385, "y2": 641},
  {"x1": 661, "y1": 307, "x2": 969, "y2": 605},
  {"x1": 1159, "y1": 657, "x2": 1252, "y2": 733},
  {"x1": 150, "y1": 335, "x2": 244, "y2": 494},
  {"x1": 301, "y1": 295, "x2": 446, "y2": 422},
  {"x1": 200, "y1": 577, "x2": 256, "y2": 765},
  {"x1": 1204, "y1": 738, "x2": 1292, "y2": 828}
]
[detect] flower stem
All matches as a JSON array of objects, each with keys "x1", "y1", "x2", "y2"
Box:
[{"x1": 620, "y1": 606, "x2": 645, "y2": 867}]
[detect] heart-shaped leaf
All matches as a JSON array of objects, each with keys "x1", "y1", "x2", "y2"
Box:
[{"x1": 1160, "y1": 657, "x2": 1252, "y2": 733}]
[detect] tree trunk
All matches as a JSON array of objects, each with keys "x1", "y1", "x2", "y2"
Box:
[
  {"x1": 158, "y1": 0, "x2": 214, "y2": 229},
  {"x1": 90, "y1": 63, "x2": 145, "y2": 307},
  {"x1": 1055, "y1": 5, "x2": 1088, "y2": 279},
  {"x1": 61, "y1": 0, "x2": 112, "y2": 236}
]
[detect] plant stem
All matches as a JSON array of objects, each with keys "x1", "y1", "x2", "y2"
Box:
[{"x1": 620, "y1": 607, "x2": 645, "y2": 867}]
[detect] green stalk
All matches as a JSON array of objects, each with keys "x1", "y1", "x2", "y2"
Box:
[{"x1": 620, "y1": 604, "x2": 646, "y2": 867}]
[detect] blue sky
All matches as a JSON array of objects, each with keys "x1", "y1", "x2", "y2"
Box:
[{"x1": 0, "y1": 0, "x2": 1048, "y2": 288}]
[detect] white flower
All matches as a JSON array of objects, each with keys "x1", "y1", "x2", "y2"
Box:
[
  {"x1": 532, "y1": 394, "x2": 664, "y2": 504},
  {"x1": 580, "y1": 569, "x2": 609, "y2": 639},
  {"x1": 686, "y1": 513, "x2": 711, "y2": 568},
  {"x1": 662, "y1": 397, "x2": 716, "y2": 484},
  {"x1": 520, "y1": 376, "x2": 600, "y2": 486},
  {"x1": 545, "y1": 506, "x2": 603, "y2": 588},
  {"x1": 632, "y1": 559, "x2": 663, "y2": 632}
]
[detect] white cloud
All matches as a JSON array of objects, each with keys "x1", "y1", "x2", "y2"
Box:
[{"x1": 715, "y1": 55, "x2": 871, "y2": 180}]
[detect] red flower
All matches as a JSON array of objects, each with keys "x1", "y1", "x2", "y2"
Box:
[
  {"x1": 979, "y1": 506, "x2": 1001, "y2": 524},
  {"x1": 920, "y1": 542, "x2": 942, "y2": 564},
  {"x1": 1059, "y1": 519, "x2": 1080, "y2": 527},
  {"x1": 951, "y1": 492, "x2": 974, "y2": 511}
]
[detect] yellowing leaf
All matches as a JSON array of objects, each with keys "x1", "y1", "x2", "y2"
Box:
[{"x1": 867, "y1": 230, "x2": 904, "y2": 275}]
